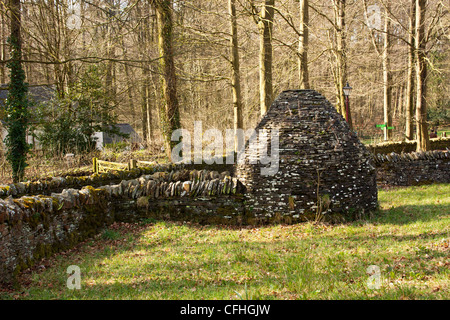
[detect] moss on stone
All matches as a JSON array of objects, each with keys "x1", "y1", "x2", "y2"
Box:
[
  {"x1": 82, "y1": 185, "x2": 108, "y2": 206},
  {"x1": 216, "y1": 206, "x2": 236, "y2": 216},
  {"x1": 52, "y1": 198, "x2": 63, "y2": 213},
  {"x1": 1, "y1": 186, "x2": 11, "y2": 194},
  {"x1": 21, "y1": 198, "x2": 36, "y2": 210},
  {"x1": 33, "y1": 242, "x2": 53, "y2": 260},
  {"x1": 13, "y1": 257, "x2": 28, "y2": 276},
  {"x1": 136, "y1": 196, "x2": 150, "y2": 209}
]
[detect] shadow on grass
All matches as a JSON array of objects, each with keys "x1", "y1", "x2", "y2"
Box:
[
  {"x1": 370, "y1": 203, "x2": 450, "y2": 225},
  {"x1": 23, "y1": 229, "x2": 447, "y2": 300}
]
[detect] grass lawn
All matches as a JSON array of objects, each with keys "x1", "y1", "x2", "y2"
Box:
[
  {"x1": 437, "y1": 127, "x2": 450, "y2": 137},
  {"x1": 1, "y1": 184, "x2": 449, "y2": 300}
]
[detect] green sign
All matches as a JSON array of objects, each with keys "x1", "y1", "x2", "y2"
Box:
[{"x1": 376, "y1": 124, "x2": 394, "y2": 130}]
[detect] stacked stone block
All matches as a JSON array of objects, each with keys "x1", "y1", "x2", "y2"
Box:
[{"x1": 236, "y1": 90, "x2": 378, "y2": 223}]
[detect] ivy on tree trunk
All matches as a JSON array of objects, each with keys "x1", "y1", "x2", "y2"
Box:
[{"x1": 4, "y1": 0, "x2": 29, "y2": 182}]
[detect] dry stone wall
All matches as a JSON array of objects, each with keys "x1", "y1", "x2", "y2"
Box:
[
  {"x1": 0, "y1": 169, "x2": 244, "y2": 284},
  {"x1": 367, "y1": 137, "x2": 450, "y2": 155},
  {"x1": 0, "y1": 186, "x2": 114, "y2": 284},
  {"x1": 373, "y1": 151, "x2": 450, "y2": 186},
  {"x1": 0, "y1": 164, "x2": 184, "y2": 198},
  {"x1": 0, "y1": 162, "x2": 235, "y2": 199}
]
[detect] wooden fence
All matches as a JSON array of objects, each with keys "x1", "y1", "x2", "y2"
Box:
[{"x1": 93, "y1": 158, "x2": 156, "y2": 174}]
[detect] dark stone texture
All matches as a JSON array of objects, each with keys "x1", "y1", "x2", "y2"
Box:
[
  {"x1": 235, "y1": 90, "x2": 378, "y2": 222},
  {"x1": 373, "y1": 151, "x2": 450, "y2": 186}
]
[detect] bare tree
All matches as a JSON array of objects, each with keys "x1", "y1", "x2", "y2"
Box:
[
  {"x1": 334, "y1": 0, "x2": 346, "y2": 118},
  {"x1": 414, "y1": 0, "x2": 429, "y2": 151},
  {"x1": 137, "y1": 1, "x2": 154, "y2": 147},
  {"x1": 298, "y1": 0, "x2": 309, "y2": 89},
  {"x1": 405, "y1": 0, "x2": 416, "y2": 141},
  {"x1": 250, "y1": 0, "x2": 275, "y2": 117},
  {"x1": 0, "y1": 4, "x2": 7, "y2": 84},
  {"x1": 228, "y1": 0, "x2": 243, "y2": 152},
  {"x1": 330, "y1": 0, "x2": 352, "y2": 129},
  {"x1": 382, "y1": 4, "x2": 393, "y2": 141},
  {"x1": 155, "y1": 0, "x2": 181, "y2": 158}
]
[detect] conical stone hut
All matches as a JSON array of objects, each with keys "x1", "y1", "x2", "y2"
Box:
[{"x1": 235, "y1": 90, "x2": 378, "y2": 223}]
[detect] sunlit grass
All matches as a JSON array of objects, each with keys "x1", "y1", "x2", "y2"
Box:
[{"x1": 1, "y1": 184, "x2": 449, "y2": 300}]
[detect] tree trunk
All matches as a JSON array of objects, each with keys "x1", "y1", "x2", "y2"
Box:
[
  {"x1": 298, "y1": 0, "x2": 310, "y2": 89},
  {"x1": 228, "y1": 0, "x2": 243, "y2": 153},
  {"x1": 147, "y1": 84, "x2": 154, "y2": 143},
  {"x1": 122, "y1": 37, "x2": 135, "y2": 128},
  {"x1": 258, "y1": 0, "x2": 274, "y2": 117},
  {"x1": 105, "y1": 48, "x2": 116, "y2": 107},
  {"x1": 415, "y1": 0, "x2": 429, "y2": 152},
  {"x1": 6, "y1": 0, "x2": 28, "y2": 182},
  {"x1": 48, "y1": 0, "x2": 65, "y2": 97},
  {"x1": 334, "y1": 0, "x2": 351, "y2": 129},
  {"x1": 405, "y1": 0, "x2": 416, "y2": 141},
  {"x1": 0, "y1": 10, "x2": 6, "y2": 84},
  {"x1": 141, "y1": 66, "x2": 153, "y2": 147},
  {"x1": 155, "y1": 0, "x2": 181, "y2": 158},
  {"x1": 383, "y1": 5, "x2": 393, "y2": 141},
  {"x1": 104, "y1": 3, "x2": 116, "y2": 107},
  {"x1": 137, "y1": 1, "x2": 152, "y2": 148},
  {"x1": 141, "y1": 70, "x2": 149, "y2": 147},
  {"x1": 61, "y1": 5, "x2": 74, "y2": 91}
]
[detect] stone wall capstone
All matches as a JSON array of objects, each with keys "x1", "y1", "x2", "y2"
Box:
[
  {"x1": 373, "y1": 151, "x2": 450, "y2": 186},
  {"x1": 367, "y1": 137, "x2": 450, "y2": 155}
]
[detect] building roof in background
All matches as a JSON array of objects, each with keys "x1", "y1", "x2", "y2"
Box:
[
  {"x1": 102, "y1": 123, "x2": 142, "y2": 145},
  {"x1": 0, "y1": 84, "x2": 55, "y2": 108}
]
